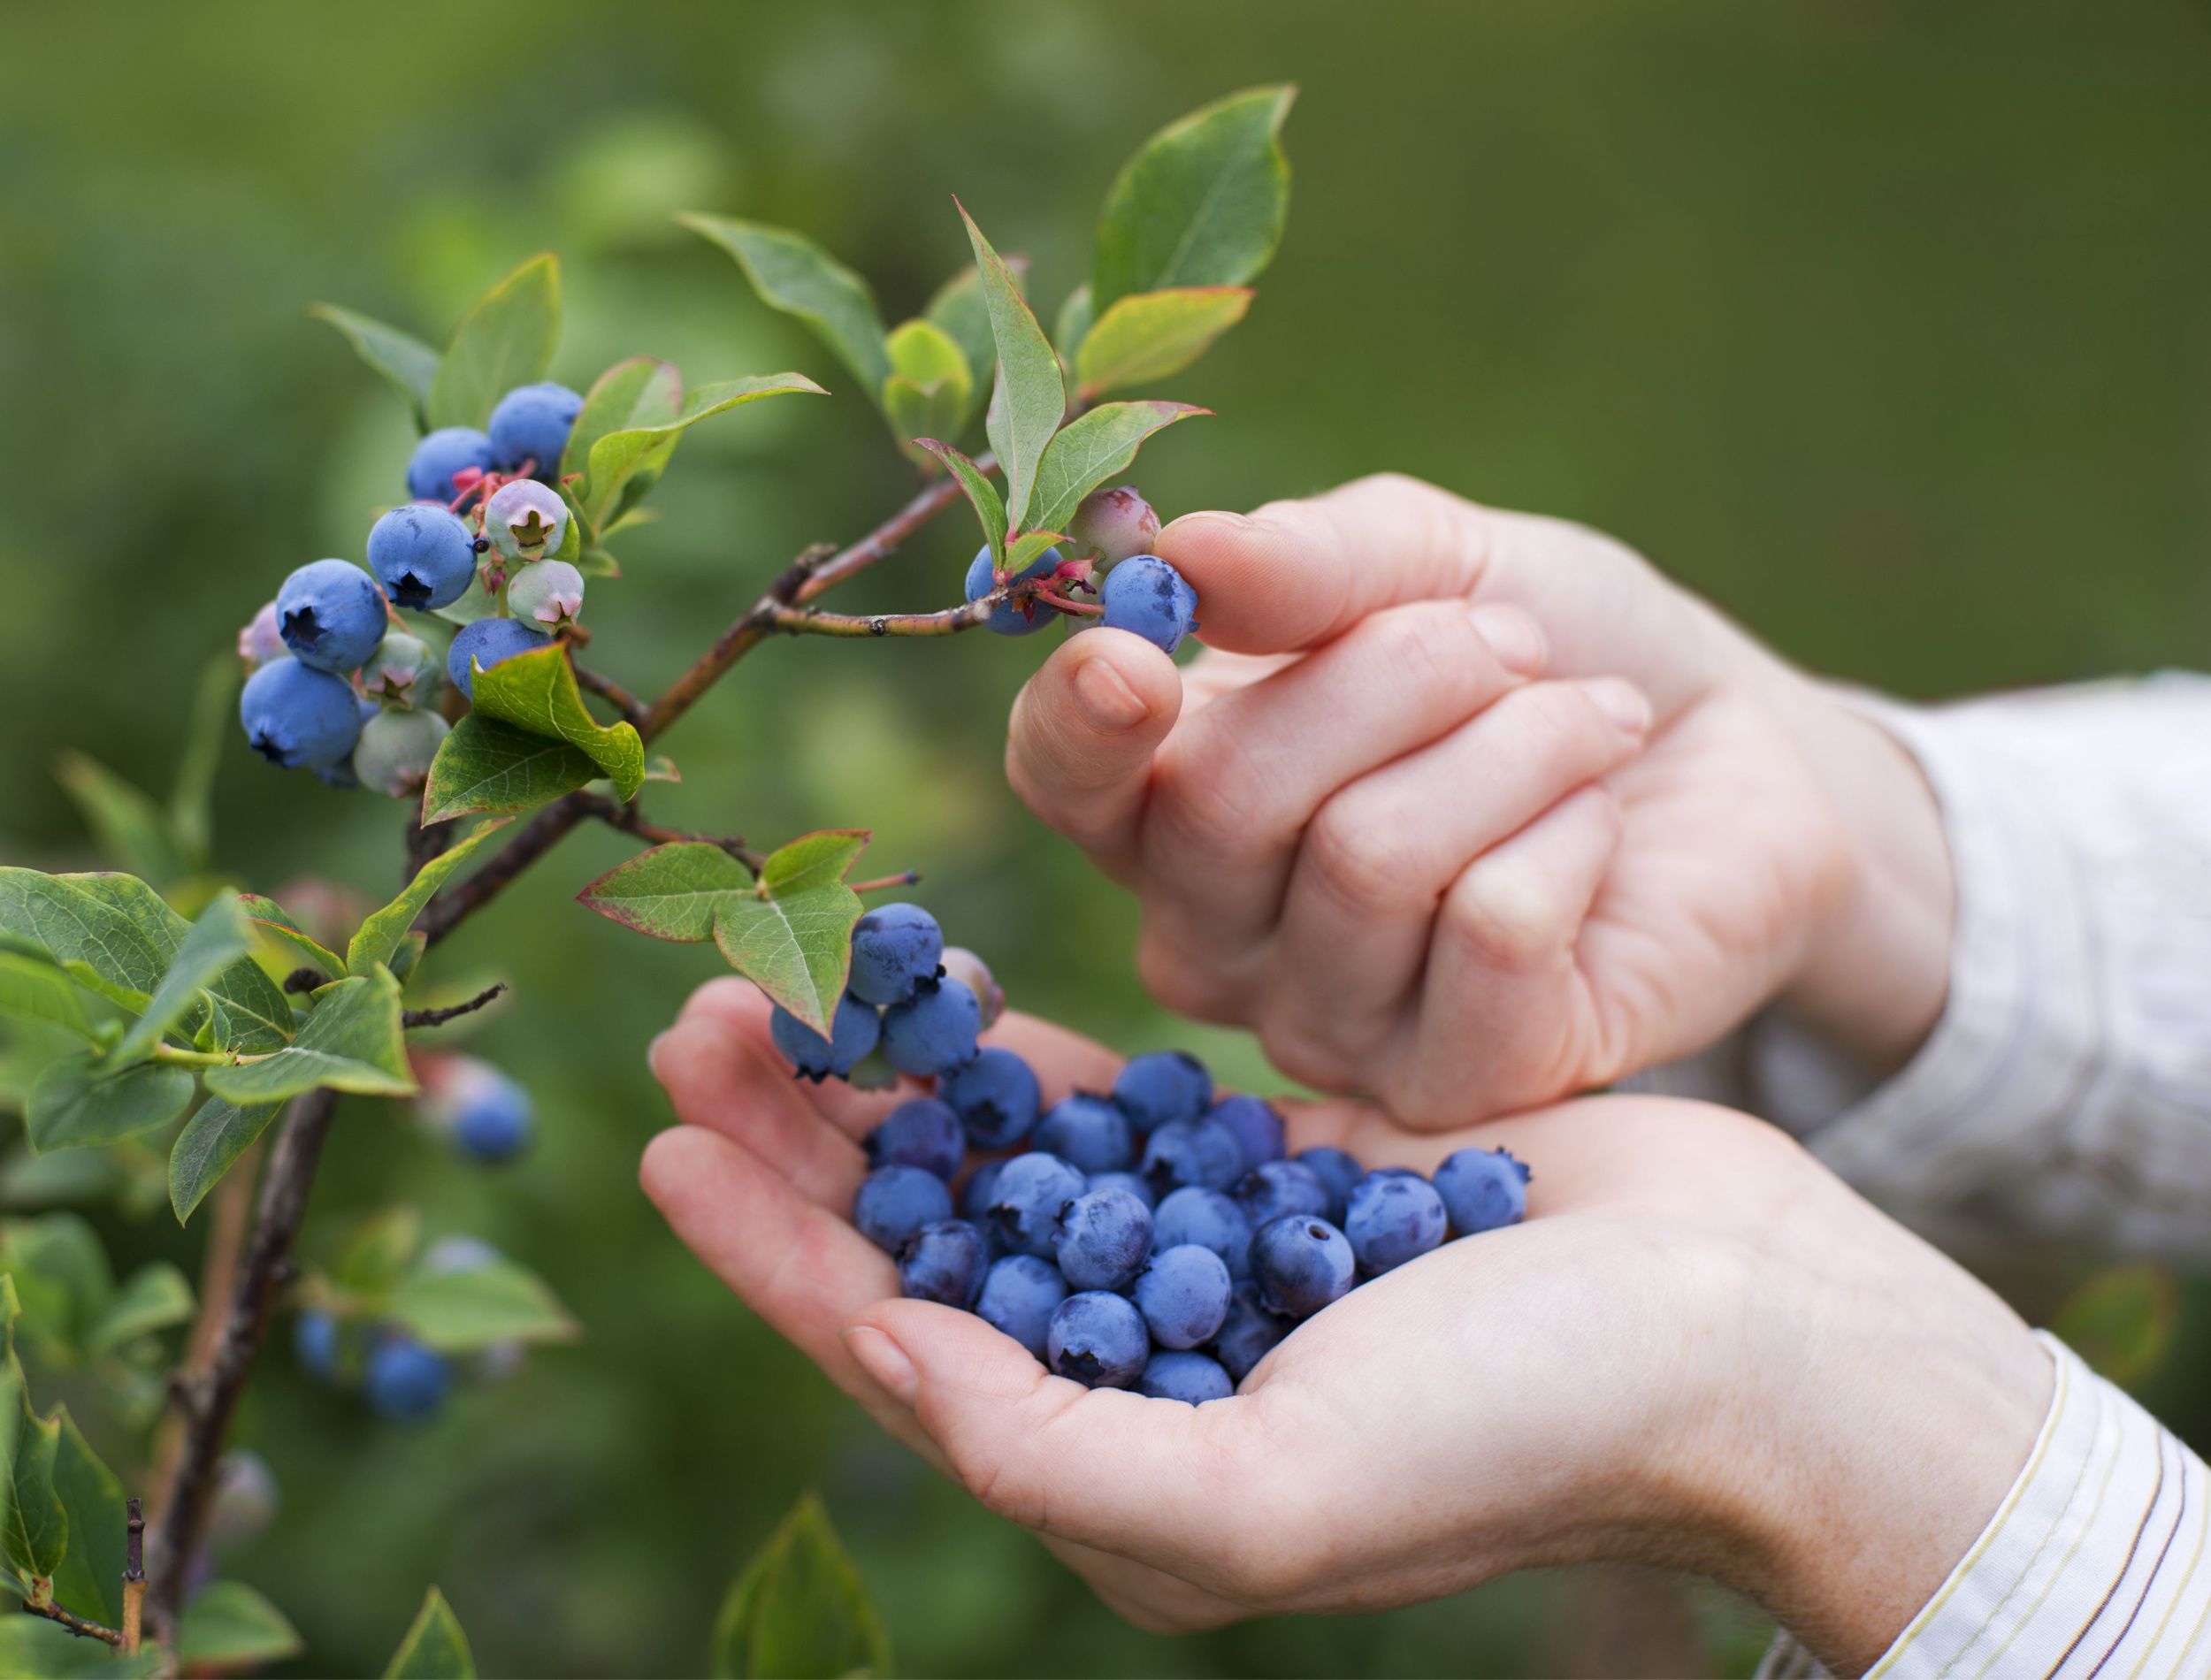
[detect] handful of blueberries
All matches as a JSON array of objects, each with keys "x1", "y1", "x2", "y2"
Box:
[{"x1": 770, "y1": 903, "x2": 1532, "y2": 1404}]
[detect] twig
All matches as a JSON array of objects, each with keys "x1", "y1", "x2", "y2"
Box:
[
  {"x1": 403, "y1": 816, "x2": 455, "y2": 887},
  {"x1": 765, "y1": 599, "x2": 998, "y2": 638},
  {"x1": 570, "y1": 662, "x2": 648, "y2": 727},
  {"x1": 794, "y1": 465, "x2": 987, "y2": 603},
  {"x1": 20, "y1": 1596, "x2": 122, "y2": 1647},
  {"x1": 571, "y1": 793, "x2": 763, "y2": 869},
  {"x1": 402, "y1": 983, "x2": 509, "y2": 1029},
  {"x1": 148, "y1": 1146, "x2": 260, "y2": 1521},
  {"x1": 849, "y1": 872, "x2": 921, "y2": 893},
  {"x1": 120, "y1": 1501, "x2": 143, "y2": 1655}
]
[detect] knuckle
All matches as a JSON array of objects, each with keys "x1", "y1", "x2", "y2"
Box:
[
  {"x1": 1256, "y1": 1012, "x2": 1348, "y2": 1092},
  {"x1": 1134, "y1": 928, "x2": 1240, "y2": 1025},
  {"x1": 1444, "y1": 863, "x2": 1569, "y2": 974},
  {"x1": 1303, "y1": 795, "x2": 1426, "y2": 912}
]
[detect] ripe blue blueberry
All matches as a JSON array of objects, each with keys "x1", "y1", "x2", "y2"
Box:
[
  {"x1": 352, "y1": 709, "x2": 450, "y2": 798},
  {"x1": 982, "y1": 1151, "x2": 1086, "y2": 1258},
  {"x1": 1034, "y1": 1093, "x2": 1136, "y2": 1173},
  {"x1": 848, "y1": 903, "x2": 944, "y2": 1005},
  {"x1": 964, "y1": 544, "x2": 1063, "y2": 636},
  {"x1": 447, "y1": 616, "x2": 553, "y2": 702},
  {"x1": 1213, "y1": 1283, "x2": 1291, "y2": 1383},
  {"x1": 1433, "y1": 1146, "x2": 1532, "y2": 1235},
  {"x1": 368, "y1": 503, "x2": 478, "y2": 612},
  {"x1": 1085, "y1": 1169, "x2": 1157, "y2": 1210},
  {"x1": 880, "y1": 977, "x2": 981, "y2": 1077},
  {"x1": 1151, "y1": 1187, "x2": 1253, "y2": 1279},
  {"x1": 770, "y1": 994, "x2": 881, "y2": 1081},
  {"x1": 315, "y1": 760, "x2": 361, "y2": 790},
  {"x1": 853, "y1": 1164, "x2": 954, "y2": 1255},
  {"x1": 1294, "y1": 1146, "x2": 1365, "y2": 1224},
  {"x1": 1100, "y1": 555, "x2": 1197, "y2": 655},
  {"x1": 508, "y1": 558, "x2": 585, "y2": 628},
  {"x1": 448, "y1": 1065, "x2": 533, "y2": 1163},
  {"x1": 421, "y1": 1235, "x2": 501, "y2": 1275},
  {"x1": 1045, "y1": 1291, "x2": 1150, "y2": 1389},
  {"x1": 1236, "y1": 1159, "x2": 1332, "y2": 1228},
  {"x1": 1132, "y1": 1243, "x2": 1232, "y2": 1349},
  {"x1": 897, "y1": 1219, "x2": 989, "y2": 1308},
  {"x1": 975, "y1": 1253, "x2": 1068, "y2": 1360},
  {"x1": 1208, "y1": 1093, "x2": 1287, "y2": 1172},
  {"x1": 944, "y1": 1047, "x2": 1040, "y2": 1149},
  {"x1": 364, "y1": 1338, "x2": 450, "y2": 1421},
  {"x1": 407, "y1": 425, "x2": 495, "y2": 503},
  {"x1": 277, "y1": 560, "x2": 388, "y2": 674},
  {"x1": 486, "y1": 478, "x2": 569, "y2": 563},
  {"x1": 1139, "y1": 1115, "x2": 1243, "y2": 1197},
  {"x1": 240, "y1": 658, "x2": 364, "y2": 769},
  {"x1": 1344, "y1": 1172, "x2": 1449, "y2": 1274},
  {"x1": 487, "y1": 381, "x2": 584, "y2": 478},
  {"x1": 294, "y1": 1309, "x2": 340, "y2": 1381},
  {"x1": 1054, "y1": 1184, "x2": 1154, "y2": 1291},
  {"x1": 1111, "y1": 1050, "x2": 1212, "y2": 1133},
  {"x1": 959, "y1": 1159, "x2": 1004, "y2": 1223},
  {"x1": 1136, "y1": 1349, "x2": 1234, "y2": 1405},
  {"x1": 865, "y1": 1097, "x2": 966, "y2": 1181},
  {"x1": 1068, "y1": 485, "x2": 1160, "y2": 567},
  {"x1": 1250, "y1": 1215, "x2": 1355, "y2": 1318}
]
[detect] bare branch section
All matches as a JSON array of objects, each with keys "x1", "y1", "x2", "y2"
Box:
[
  {"x1": 402, "y1": 982, "x2": 508, "y2": 1029},
  {"x1": 766, "y1": 599, "x2": 998, "y2": 638},
  {"x1": 20, "y1": 1597, "x2": 123, "y2": 1647}
]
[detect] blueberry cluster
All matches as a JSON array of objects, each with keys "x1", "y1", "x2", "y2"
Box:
[
  {"x1": 234, "y1": 381, "x2": 589, "y2": 796},
  {"x1": 416, "y1": 1053, "x2": 536, "y2": 1165},
  {"x1": 776, "y1": 905, "x2": 1532, "y2": 1403},
  {"x1": 293, "y1": 1237, "x2": 523, "y2": 1422},
  {"x1": 963, "y1": 486, "x2": 1201, "y2": 656}
]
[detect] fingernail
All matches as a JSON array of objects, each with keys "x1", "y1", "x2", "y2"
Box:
[
  {"x1": 1585, "y1": 676, "x2": 1652, "y2": 736},
  {"x1": 1073, "y1": 655, "x2": 1151, "y2": 733},
  {"x1": 1467, "y1": 604, "x2": 1545, "y2": 676},
  {"x1": 646, "y1": 1030, "x2": 674, "y2": 1082},
  {"x1": 843, "y1": 1325, "x2": 918, "y2": 1405}
]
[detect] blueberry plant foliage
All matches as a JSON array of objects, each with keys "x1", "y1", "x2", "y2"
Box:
[{"x1": 0, "y1": 86, "x2": 1293, "y2": 1676}]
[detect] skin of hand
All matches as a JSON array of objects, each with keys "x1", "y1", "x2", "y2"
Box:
[
  {"x1": 642, "y1": 979, "x2": 2049, "y2": 1676},
  {"x1": 1006, "y1": 475, "x2": 1956, "y2": 1125}
]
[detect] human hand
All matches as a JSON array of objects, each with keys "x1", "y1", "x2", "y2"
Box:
[
  {"x1": 1006, "y1": 475, "x2": 1955, "y2": 1123},
  {"x1": 643, "y1": 979, "x2": 2047, "y2": 1673}
]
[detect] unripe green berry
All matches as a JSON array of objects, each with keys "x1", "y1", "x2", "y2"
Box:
[
  {"x1": 352, "y1": 707, "x2": 450, "y2": 798},
  {"x1": 485, "y1": 479, "x2": 568, "y2": 563},
  {"x1": 361, "y1": 631, "x2": 437, "y2": 707},
  {"x1": 1069, "y1": 485, "x2": 1160, "y2": 565},
  {"x1": 508, "y1": 560, "x2": 585, "y2": 630}
]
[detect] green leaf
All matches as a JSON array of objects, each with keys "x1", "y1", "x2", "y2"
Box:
[
  {"x1": 420, "y1": 715, "x2": 601, "y2": 824},
  {"x1": 579, "y1": 374, "x2": 825, "y2": 529},
  {"x1": 0, "y1": 1617, "x2": 160, "y2": 1677},
  {"x1": 239, "y1": 897, "x2": 343, "y2": 981},
  {"x1": 427, "y1": 254, "x2": 561, "y2": 431},
  {"x1": 1054, "y1": 281, "x2": 1096, "y2": 370},
  {"x1": 1004, "y1": 531, "x2": 1067, "y2": 577},
  {"x1": 170, "y1": 655, "x2": 238, "y2": 873},
  {"x1": 713, "y1": 883, "x2": 861, "y2": 1040},
  {"x1": 347, "y1": 820, "x2": 511, "y2": 977},
  {"x1": 760, "y1": 831, "x2": 868, "y2": 895},
  {"x1": 1076, "y1": 286, "x2": 1252, "y2": 395},
  {"x1": 2052, "y1": 1264, "x2": 2179, "y2": 1391},
  {"x1": 169, "y1": 1097, "x2": 281, "y2": 1226},
  {"x1": 311, "y1": 303, "x2": 441, "y2": 430},
  {"x1": 26, "y1": 1057, "x2": 195, "y2": 1154},
  {"x1": 84, "y1": 1264, "x2": 192, "y2": 1359},
  {"x1": 463, "y1": 645, "x2": 645, "y2": 803},
  {"x1": 203, "y1": 971, "x2": 415, "y2": 1104},
  {"x1": 112, "y1": 891, "x2": 249, "y2": 1065},
  {"x1": 1024, "y1": 401, "x2": 1208, "y2": 538},
  {"x1": 384, "y1": 1585, "x2": 476, "y2": 1680},
  {"x1": 710, "y1": 1493, "x2": 890, "y2": 1680},
  {"x1": 914, "y1": 440, "x2": 1005, "y2": 574},
  {"x1": 334, "y1": 1206, "x2": 422, "y2": 1295},
  {"x1": 178, "y1": 1582, "x2": 304, "y2": 1669},
  {"x1": 958, "y1": 202, "x2": 1065, "y2": 531},
  {"x1": 52, "y1": 753, "x2": 181, "y2": 887},
  {"x1": 45, "y1": 1411, "x2": 121, "y2": 1627},
  {"x1": 0, "y1": 1216, "x2": 110, "y2": 1357},
  {"x1": 0, "y1": 955, "x2": 91, "y2": 1042},
  {"x1": 576, "y1": 843, "x2": 752, "y2": 943},
  {"x1": 924, "y1": 258, "x2": 1026, "y2": 398},
  {"x1": 682, "y1": 215, "x2": 889, "y2": 399},
  {"x1": 0, "y1": 872, "x2": 180, "y2": 1012},
  {"x1": 3, "y1": 1381, "x2": 66, "y2": 1584},
  {"x1": 562, "y1": 355, "x2": 683, "y2": 493},
  {"x1": 389, "y1": 1259, "x2": 579, "y2": 1354},
  {"x1": 1092, "y1": 84, "x2": 1296, "y2": 311},
  {"x1": 388, "y1": 931, "x2": 428, "y2": 984}
]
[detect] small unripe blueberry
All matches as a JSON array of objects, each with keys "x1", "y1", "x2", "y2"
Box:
[
  {"x1": 238, "y1": 600, "x2": 286, "y2": 671},
  {"x1": 447, "y1": 616, "x2": 553, "y2": 702},
  {"x1": 848, "y1": 903, "x2": 944, "y2": 1005},
  {"x1": 942, "y1": 1046, "x2": 1040, "y2": 1149},
  {"x1": 277, "y1": 560, "x2": 388, "y2": 674},
  {"x1": 486, "y1": 479, "x2": 569, "y2": 563},
  {"x1": 407, "y1": 426, "x2": 496, "y2": 503},
  {"x1": 770, "y1": 994, "x2": 882, "y2": 1081},
  {"x1": 363, "y1": 1337, "x2": 450, "y2": 1421},
  {"x1": 1069, "y1": 485, "x2": 1160, "y2": 565},
  {"x1": 361, "y1": 631, "x2": 437, "y2": 706},
  {"x1": 240, "y1": 658, "x2": 363, "y2": 769},
  {"x1": 369, "y1": 503, "x2": 478, "y2": 611},
  {"x1": 352, "y1": 708, "x2": 450, "y2": 798},
  {"x1": 1136, "y1": 1348, "x2": 1234, "y2": 1405},
  {"x1": 487, "y1": 382, "x2": 584, "y2": 478},
  {"x1": 964, "y1": 545, "x2": 1063, "y2": 636},
  {"x1": 508, "y1": 559, "x2": 585, "y2": 629},
  {"x1": 880, "y1": 977, "x2": 980, "y2": 1077}
]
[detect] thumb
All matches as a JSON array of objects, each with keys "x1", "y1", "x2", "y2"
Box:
[{"x1": 1006, "y1": 626, "x2": 1182, "y2": 873}]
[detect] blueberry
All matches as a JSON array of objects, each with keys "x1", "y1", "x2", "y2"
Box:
[
  {"x1": 975, "y1": 1254, "x2": 1068, "y2": 1358},
  {"x1": 1132, "y1": 1244, "x2": 1231, "y2": 1349},
  {"x1": 959, "y1": 1159, "x2": 1006, "y2": 1223},
  {"x1": 294, "y1": 1309, "x2": 340, "y2": 1381},
  {"x1": 1045, "y1": 1291, "x2": 1150, "y2": 1389},
  {"x1": 487, "y1": 381, "x2": 584, "y2": 478},
  {"x1": 1085, "y1": 1169, "x2": 1157, "y2": 1210},
  {"x1": 865, "y1": 1097, "x2": 966, "y2": 1181},
  {"x1": 881, "y1": 977, "x2": 980, "y2": 1077},
  {"x1": 1208, "y1": 1094, "x2": 1286, "y2": 1172},
  {"x1": 352, "y1": 708, "x2": 450, "y2": 798},
  {"x1": 1236, "y1": 1159, "x2": 1332, "y2": 1227},
  {"x1": 942, "y1": 1048, "x2": 1040, "y2": 1148},
  {"x1": 1100, "y1": 555, "x2": 1197, "y2": 655},
  {"x1": 240, "y1": 658, "x2": 364, "y2": 769},
  {"x1": 1294, "y1": 1146, "x2": 1365, "y2": 1224},
  {"x1": 1054, "y1": 1185, "x2": 1154, "y2": 1291},
  {"x1": 449, "y1": 1066, "x2": 533, "y2": 1163},
  {"x1": 1136, "y1": 1349, "x2": 1234, "y2": 1405},
  {"x1": 486, "y1": 478, "x2": 570, "y2": 563},
  {"x1": 364, "y1": 1338, "x2": 451, "y2": 1421},
  {"x1": 939, "y1": 946, "x2": 1004, "y2": 1028},
  {"x1": 368, "y1": 503, "x2": 478, "y2": 612},
  {"x1": 1140, "y1": 1116, "x2": 1243, "y2": 1197},
  {"x1": 1212, "y1": 1283, "x2": 1291, "y2": 1383},
  {"x1": 447, "y1": 616, "x2": 553, "y2": 702},
  {"x1": 1433, "y1": 1147, "x2": 1533, "y2": 1236},
  {"x1": 238, "y1": 600, "x2": 287, "y2": 672},
  {"x1": 964, "y1": 544, "x2": 1062, "y2": 636},
  {"x1": 1249, "y1": 1216, "x2": 1355, "y2": 1319},
  {"x1": 407, "y1": 425, "x2": 495, "y2": 503},
  {"x1": 983, "y1": 1151, "x2": 1087, "y2": 1258},
  {"x1": 848, "y1": 903, "x2": 944, "y2": 1005},
  {"x1": 420, "y1": 1235, "x2": 502, "y2": 1275},
  {"x1": 315, "y1": 760, "x2": 361, "y2": 790},
  {"x1": 1344, "y1": 1172, "x2": 1449, "y2": 1274},
  {"x1": 1068, "y1": 485, "x2": 1159, "y2": 567},
  {"x1": 1034, "y1": 1093, "x2": 1135, "y2": 1174},
  {"x1": 770, "y1": 994, "x2": 881, "y2": 1081},
  {"x1": 1111, "y1": 1050, "x2": 1212, "y2": 1133},
  {"x1": 897, "y1": 1219, "x2": 989, "y2": 1308},
  {"x1": 853, "y1": 1164, "x2": 954, "y2": 1255},
  {"x1": 508, "y1": 558, "x2": 585, "y2": 629},
  {"x1": 1151, "y1": 1187, "x2": 1253, "y2": 1279},
  {"x1": 277, "y1": 559, "x2": 387, "y2": 675}
]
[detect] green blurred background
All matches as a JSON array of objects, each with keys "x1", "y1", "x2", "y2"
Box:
[{"x1": 4, "y1": 2, "x2": 2208, "y2": 1674}]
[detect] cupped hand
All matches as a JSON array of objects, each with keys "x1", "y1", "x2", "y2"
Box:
[
  {"x1": 642, "y1": 979, "x2": 2046, "y2": 1673},
  {"x1": 1006, "y1": 475, "x2": 1955, "y2": 1123}
]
